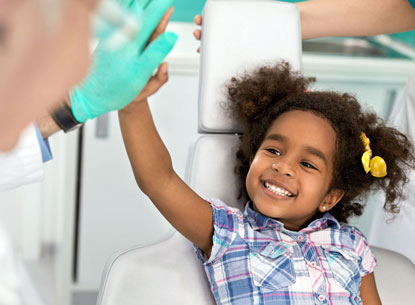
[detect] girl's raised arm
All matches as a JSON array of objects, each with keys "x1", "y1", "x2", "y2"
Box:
[
  {"x1": 360, "y1": 273, "x2": 382, "y2": 305},
  {"x1": 118, "y1": 66, "x2": 213, "y2": 255}
]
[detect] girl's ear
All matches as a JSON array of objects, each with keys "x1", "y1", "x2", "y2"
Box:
[{"x1": 319, "y1": 189, "x2": 344, "y2": 213}]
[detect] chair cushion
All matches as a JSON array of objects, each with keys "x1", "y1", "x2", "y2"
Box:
[
  {"x1": 372, "y1": 246, "x2": 415, "y2": 305},
  {"x1": 185, "y1": 134, "x2": 243, "y2": 210},
  {"x1": 97, "y1": 232, "x2": 215, "y2": 305}
]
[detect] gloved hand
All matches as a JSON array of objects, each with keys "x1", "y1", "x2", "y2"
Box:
[{"x1": 70, "y1": 0, "x2": 178, "y2": 122}]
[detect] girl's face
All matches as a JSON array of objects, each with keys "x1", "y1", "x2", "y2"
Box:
[{"x1": 246, "y1": 110, "x2": 343, "y2": 231}]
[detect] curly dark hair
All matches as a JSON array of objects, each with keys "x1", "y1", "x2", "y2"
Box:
[{"x1": 226, "y1": 61, "x2": 415, "y2": 223}]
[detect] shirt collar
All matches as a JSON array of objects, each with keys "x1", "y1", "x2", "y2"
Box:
[{"x1": 244, "y1": 201, "x2": 341, "y2": 232}]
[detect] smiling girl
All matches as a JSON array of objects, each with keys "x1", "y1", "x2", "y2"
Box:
[{"x1": 119, "y1": 61, "x2": 415, "y2": 305}]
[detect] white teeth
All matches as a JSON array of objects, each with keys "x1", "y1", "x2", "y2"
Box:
[{"x1": 265, "y1": 182, "x2": 292, "y2": 197}]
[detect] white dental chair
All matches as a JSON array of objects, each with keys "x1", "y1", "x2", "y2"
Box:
[{"x1": 96, "y1": 1, "x2": 415, "y2": 305}]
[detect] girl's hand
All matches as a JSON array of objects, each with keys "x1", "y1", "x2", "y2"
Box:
[
  {"x1": 122, "y1": 62, "x2": 169, "y2": 113},
  {"x1": 70, "y1": 3, "x2": 176, "y2": 122},
  {"x1": 193, "y1": 14, "x2": 202, "y2": 53},
  {"x1": 136, "y1": 5, "x2": 174, "y2": 102},
  {"x1": 120, "y1": 6, "x2": 173, "y2": 113},
  {"x1": 137, "y1": 62, "x2": 169, "y2": 102},
  {"x1": 147, "y1": 6, "x2": 174, "y2": 48}
]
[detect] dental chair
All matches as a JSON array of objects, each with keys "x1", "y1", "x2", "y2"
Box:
[{"x1": 96, "y1": 1, "x2": 415, "y2": 305}]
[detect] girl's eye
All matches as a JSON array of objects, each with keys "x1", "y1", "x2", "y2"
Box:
[
  {"x1": 266, "y1": 148, "x2": 281, "y2": 156},
  {"x1": 301, "y1": 161, "x2": 317, "y2": 170}
]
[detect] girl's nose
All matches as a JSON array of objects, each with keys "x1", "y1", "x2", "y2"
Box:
[{"x1": 271, "y1": 161, "x2": 294, "y2": 177}]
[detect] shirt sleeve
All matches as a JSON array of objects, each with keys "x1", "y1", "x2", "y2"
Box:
[
  {"x1": 0, "y1": 124, "x2": 44, "y2": 191},
  {"x1": 194, "y1": 199, "x2": 243, "y2": 265},
  {"x1": 33, "y1": 123, "x2": 53, "y2": 162},
  {"x1": 352, "y1": 227, "x2": 377, "y2": 277}
]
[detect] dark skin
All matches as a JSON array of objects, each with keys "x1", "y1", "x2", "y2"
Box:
[{"x1": 361, "y1": 273, "x2": 382, "y2": 304}]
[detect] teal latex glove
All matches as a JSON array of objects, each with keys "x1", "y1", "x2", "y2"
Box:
[
  {"x1": 71, "y1": 0, "x2": 178, "y2": 122},
  {"x1": 91, "y1": 0, "x2": 141, "y2": 49},
  {"x1": 92, "y1": 0, "x2": 153, "y2": 50}
]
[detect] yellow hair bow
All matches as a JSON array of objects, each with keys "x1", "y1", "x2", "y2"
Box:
[{"x1": 361, "y1": 133, "x2": 387, "y2": 178}]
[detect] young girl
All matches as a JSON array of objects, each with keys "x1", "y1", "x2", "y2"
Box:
[{"x1": 119, "y1": 61, "x2": 415, "y2": 305}]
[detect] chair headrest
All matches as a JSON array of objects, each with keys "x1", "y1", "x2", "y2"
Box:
[{"x1": 198, "y1": 0, "x2": 303, "y2": 134}]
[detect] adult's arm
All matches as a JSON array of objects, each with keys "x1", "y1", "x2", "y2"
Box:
[{"x1": 297, "y1": 0, "x2": 415, "y2": 39}]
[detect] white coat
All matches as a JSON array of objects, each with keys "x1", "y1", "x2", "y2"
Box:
[
  {"x1": 0, "y1": 124, "x2": 45, "y2": 305},
  {"x1": 0, "y1": 125, "x2": 44, "y2": 192}
]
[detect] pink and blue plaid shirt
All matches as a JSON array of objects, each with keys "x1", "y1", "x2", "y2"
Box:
[{"x1": 194, "y1": 199, "x2": 376, "y2": 305}]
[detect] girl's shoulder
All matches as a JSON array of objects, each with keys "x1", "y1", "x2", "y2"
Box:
[
  {"x1": 338, "y1": 222, "x2": 368, "y2": 241},
  {"x1": 336, "y1": 223, "x2": 377, "y2": 276},
  {"x1": 336, "y1": 223, "x2": 372, "y2": 256},
  {"x1": 206, "y1": 198, "x2": 246, "y2": 226},
  {"x1": 312, "y1": 214, "x2": 370, "y2": 249},
  {"x1": 207, "y1": 198, "x2": 245, "y2": 216}
]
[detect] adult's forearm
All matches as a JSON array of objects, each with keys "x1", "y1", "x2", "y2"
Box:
[
  {"x1": 297, "y1": 0, "x2": 415, "y2": 40},
  {"x1": 35, "y1": 114, "x2": 61, "y2": 140},
  {"x1": 35, "y1": 94, "x2": 73, "y2": 139}
]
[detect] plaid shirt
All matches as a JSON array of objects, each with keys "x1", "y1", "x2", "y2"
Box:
[{"x1": 195, "y1": 199, "x2": 376, "y2": 305}]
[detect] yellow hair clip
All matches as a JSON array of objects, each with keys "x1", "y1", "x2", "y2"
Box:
[{"x1": 361, "y1": 133, "x2": 387, "y2": 177}]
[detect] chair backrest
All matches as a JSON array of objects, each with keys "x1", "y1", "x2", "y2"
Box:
[
  {"x1": 371, "y1": 247, "x2": 415, "y2": 305},
  {"x1": 189, "y1": 0, "x2": 302, "y2": 210},
  {"x1": 97, "y1": 1, "x2": 302, "y2": 304},
  {"x1": 198, "y1": 0, "x2": 302, "y2": 134}
]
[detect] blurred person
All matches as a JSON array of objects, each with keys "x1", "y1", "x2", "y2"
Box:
[
  {"x1": 0, "y1": 1, "x2": 176, "y2": 304},
  {"x1": 0, "y1": 0, "x2": 94, "y2": 151},
  {"x1": 0, "y1": 0, "x2": 177, "y2": 150},
  {"x1": 0, "y1": 0, "x2": 177, "y2": 190}
]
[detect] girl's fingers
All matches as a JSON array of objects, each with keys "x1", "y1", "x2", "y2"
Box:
[
  {"x1": 135, "y1": 62, "x2": 168, "y2": 101},
  {"x1": 147, "y1": 6, "x2": 174, "y2": 46},
  {"x1": 193, "y1": 14, "x2": 202, "y2": 25},
  {"x1": 193, "y1": 29, "x2": 201, "y2": 40},
  {"x1": 193, "y1": 14, "x2": 202, "y2": 50}
]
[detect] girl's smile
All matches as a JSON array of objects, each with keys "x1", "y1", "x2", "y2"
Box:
[
  {"x1": 263, "y1": 180, "x2": 295, "y2": 198},
  {"x1": 246, "y1": 110, "x2": 344, "y2": 231}
]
